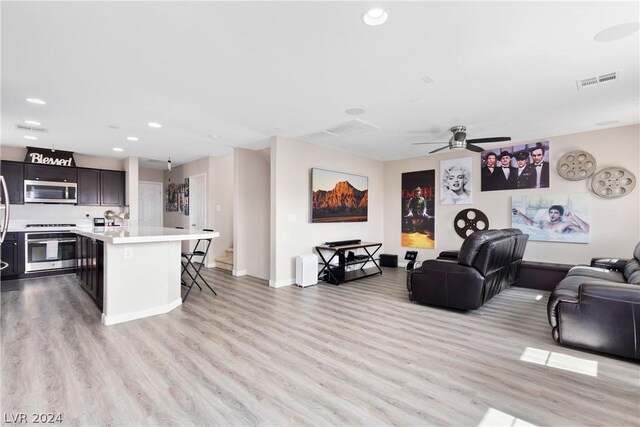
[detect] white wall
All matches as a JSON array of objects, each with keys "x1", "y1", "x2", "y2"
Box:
[
  {"x1": 0, "y1": 145, "x2": 124, "y2": 170},
  {"x1": 270, "y1": 136, "x2": 385, "y2": 287},
  {"x1": 234, "y1": 147, "x2": 270, "y2": 280},
  {"x1": 163, "y1": 155, "x2": 234, "y2": 267},
  {"x1": 210, "y1": 153, "x2": 234, "y2": 262},
  {"x1": 383, "y1": 125, "x2": 640, "y2": 265},
  {"x1": 139, "y1": 167, "x2": 164, "y2": 182},
  {"x1": 123, "y1": 157, "x2": 139, "y2": 226}
]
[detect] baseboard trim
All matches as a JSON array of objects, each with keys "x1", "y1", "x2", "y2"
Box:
[
  {"x1": 101, "y1": 298, "x2": 182, "y2": 326},
  {"x1": 232, "y1": 269, "x2": 247, "y2": 276},
  {"x1": 269, "y1": 278, "x2": 294, "y2": 288},
  {"x1": 206, "y1": 261, "x2": 216, "y2": 268}
]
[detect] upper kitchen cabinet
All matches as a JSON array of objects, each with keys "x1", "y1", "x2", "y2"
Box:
[
  {"x1": 77, "y1": 168, "x2": 125, "y2": 206},
  {"x1": 0, "y1": 161, "x2": 24, "y2": 204},
  {"x1": 77, "y1": 168, "x2": 101, "y2": 205},
  {"x1": 24, "y1": 163, "x2": 76, "y2": 183},
  {"x1": 100, "y1": 170, "x2": 125, "y2": 206}
]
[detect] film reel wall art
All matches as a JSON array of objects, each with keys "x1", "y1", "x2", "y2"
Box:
[
  {"x1": 454, "y1": 208, "x2": 489, "y2": 238},
  {"x1": 557, "y1": 149, "x2": 636, "y2": 199},
  {"x1": 591, "y1": 167, "x2": 636, "y2": 199}
]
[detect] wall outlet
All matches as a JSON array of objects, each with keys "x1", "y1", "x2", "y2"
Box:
[{"x1": 124, "y1": 247, "x2": 133, "y2": 260}]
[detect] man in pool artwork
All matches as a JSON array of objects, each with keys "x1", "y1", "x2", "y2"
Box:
[{"x1": 513, "y1": 205, "x2": 590, "y2": 234}]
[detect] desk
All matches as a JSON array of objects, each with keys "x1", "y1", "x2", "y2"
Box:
[{"x1": 315, "y1": 241, "x2": 382, "y2": 285}]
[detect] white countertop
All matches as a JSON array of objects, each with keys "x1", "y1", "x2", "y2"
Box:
[{"x1": 74, "y1": 226, "x2": 219, "y2": 244}]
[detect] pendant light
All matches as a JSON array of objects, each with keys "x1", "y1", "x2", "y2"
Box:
[{"x1": 167, "y1": 157, "x2": 172, "y2": 171}]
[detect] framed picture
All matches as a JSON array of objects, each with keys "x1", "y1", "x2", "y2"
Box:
[
  {"x1": 440, "y1": 157, "x2": 472, "y2": 205},
  {"x1": 481, "y1": 141, "x2": 551, "y2": 191},
  {"x1": 401, "y1": 170, "x2": 436, "y2": 248},
  {"x1": 511, "y1": 193, "x2": 590, "y2": 243},
  {"x1": 311, "y1": 168, "x2": 368, "y2": 223}
]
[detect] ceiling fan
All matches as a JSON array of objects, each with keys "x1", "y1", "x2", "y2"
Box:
[{"x1": 412, "y1": 125, "x2": 511, "y2": 154}]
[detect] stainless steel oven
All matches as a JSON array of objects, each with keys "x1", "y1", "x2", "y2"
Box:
[
  {"x1": 25, "y1": 232, "x2": 76, "y2": 272},
  {"x1": 24, "y1": 180, "x2": 77, "y2": 204}
]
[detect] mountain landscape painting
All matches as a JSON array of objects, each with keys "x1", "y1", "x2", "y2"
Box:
[{"x1": 311, "y1": 168, "x2": 368, "y2": 223}]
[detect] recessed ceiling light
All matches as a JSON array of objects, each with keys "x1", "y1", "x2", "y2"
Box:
[
  {"x1": 25, "y1": 120, "x2": 41, "y2": 126},
  {"x1": 126, "y1": 136, "x2": 139, "y2": 141},
  {"x1": 594, "y1": 22, "x2": 640, "y2": 42},
  {"x1": 113, "y1": 147, "x2": 124, "y2": 152},
  {"x1": 363, "y1": 8, "x2": 388, "y2": 26},
  {"x1": 421, "y1": 76, "x2": 435, "y2": 84},
  {"x1": 107, "y1": 124, "x2": 120, "y2": 129},
  {"x1": 148, "y1": 122, "x2": 162, "y2": 128},
  {"x1": 26, "y1": 98, "x2": 46, "y2": 105},
  {"x1": 23, "y1": 135, "x2": 38, "y2": 140},
  {"x1": 345, "y1": 108, "x2": 366, "y2": 116}
]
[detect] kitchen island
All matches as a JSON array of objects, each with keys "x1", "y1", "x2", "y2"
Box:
[{"x1": 74, "y1": 226, "x2": 219, "y2": 325}]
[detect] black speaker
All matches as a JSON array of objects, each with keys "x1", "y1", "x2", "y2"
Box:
[{"x1": 380, "y1": 254, "x2": 398, "y2": 267}]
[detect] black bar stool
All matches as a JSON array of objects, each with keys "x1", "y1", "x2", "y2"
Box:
[{"x1": 181, "y1": 228, "x2": 216, "y2": 302}]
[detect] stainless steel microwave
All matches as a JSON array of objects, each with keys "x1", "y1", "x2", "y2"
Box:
[{"x1": 24, "y1": 180, "x2": 77, "y2": 204}]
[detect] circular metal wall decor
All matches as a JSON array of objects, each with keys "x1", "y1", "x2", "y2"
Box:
[
  {"x1": 557, "y1": 150, "x2": 597, "y2": 181},
  {"x1": 454, "y1": 209, "x2": 489, "y2": 238},
  {"x1": 591, "y1": 167, "x2": 636, "y2": 199}
]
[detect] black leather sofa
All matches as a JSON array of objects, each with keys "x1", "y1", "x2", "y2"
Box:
[
  {"x1": 547, "y1": 242, "x2": 640, "y2": 360},
  {"x1": 407, "y1": 229, "x2": 529, "y2": 310}
]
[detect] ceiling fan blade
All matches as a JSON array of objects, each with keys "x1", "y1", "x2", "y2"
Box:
[
  {"x1": 412, "y1": 141, "x2": 449, "y2": 145},
  {"x1": 466, "y1": 136, "x2": 511, "y2": 144},
  {"x1": 428, "y1": 145, "x2": 450, "y2": 154},
  {"x1": 465, "y1": 143, "x2": 485, "y2": 153}
]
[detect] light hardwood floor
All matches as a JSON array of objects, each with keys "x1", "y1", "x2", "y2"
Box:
[{"x1": 1, "y1": 268, "x2": 638, "y2": 426}]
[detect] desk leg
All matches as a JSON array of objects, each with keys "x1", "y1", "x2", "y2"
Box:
[
  {"x1": 363, "y1": 245, "x2": 383, "y2": 275},
  {"x1": 316, "y1": 250, "x2": 341, "y2": 285}
]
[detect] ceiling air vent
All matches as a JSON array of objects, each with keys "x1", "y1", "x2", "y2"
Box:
[
  {"x1": 576, "y1": 71, "x2": 618, "y2": 90},
  {"x1": 16, "y1": 123, "x2": 48, "y2": 132},
  {"x1": 299, "y1": 130, "x2": 339, "y2": 143},
  {"x1": 324, "y1": 119, "x2": 379, "y2": 137},
  {"x1": 598, "y1": 72, "x2": 617, "y2": 83}
]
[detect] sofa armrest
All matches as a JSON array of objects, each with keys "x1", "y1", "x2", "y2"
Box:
[
  {"x1": 590, "y1": 257, "x2": 628, "y2": 271},
  {"x1": 409, "y1": 259, "x2": 486, "y2": 310},
  {"x1": 437, "y1": 250, "x2": 459, "y2": 261},
  {"x1": 547, "y1": 281, "x2": 640, "y2": 359}
]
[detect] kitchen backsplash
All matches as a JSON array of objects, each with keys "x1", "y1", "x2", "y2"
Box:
[{"x1": 6, "y1": 204, "x2": 126, "y2": 226}]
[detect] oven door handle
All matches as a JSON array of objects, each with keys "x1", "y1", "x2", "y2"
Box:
[{"x1": 27, "y1": 239, "x2": 77, "y2": 244}]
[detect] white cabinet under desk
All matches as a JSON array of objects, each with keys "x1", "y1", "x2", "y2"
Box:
[{"x1": 74, "y1": 226, "x2": 219, "y2": 325}]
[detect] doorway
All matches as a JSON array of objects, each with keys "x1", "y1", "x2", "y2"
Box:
[
  {"x1": 188, "y1": 173, "x2": 207, "y2": 259},
  {"x1": 138, "y1": 181, "x2": 163, "y2": 227}
]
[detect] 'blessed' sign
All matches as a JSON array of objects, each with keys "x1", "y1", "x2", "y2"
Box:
[{"x1": 24, "y1": 146, "x2": 76, "y2": 167}]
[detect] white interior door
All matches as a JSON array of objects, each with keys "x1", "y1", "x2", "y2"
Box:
[
  {"x1": 188, "y1": 173, "x2": 207, "y2": 254},
  {"x1": 138, "y1": 182, "x2": 163, "y2": 227}
]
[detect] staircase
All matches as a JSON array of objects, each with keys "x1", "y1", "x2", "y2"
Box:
[{"x1": 215, "y1": 247, "x2": 234, "y2": 272}]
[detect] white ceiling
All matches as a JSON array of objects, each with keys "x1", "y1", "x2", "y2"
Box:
[{"x1": 2, "y1": 1, "x2": 639, "y2": 168}]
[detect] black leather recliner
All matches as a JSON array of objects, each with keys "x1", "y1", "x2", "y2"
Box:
[
  {"x1": 407, "y1": 229, "x2": 529, "y2": 310},
  {"x1": 547, "y1": 242, "x2": 640, "y2": 359}
]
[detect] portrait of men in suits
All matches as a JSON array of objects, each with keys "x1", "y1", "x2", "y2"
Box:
[
  {"x1": 494, "y1": 151, "x2": 517, "y2": 190},
  {"x1": 480, "y1": 151, "x2": 499, "y2": 191},
  {"x1": 529, "y1": 142, "x2": 550, "y2": 188},
  {"x1": 515, "y1": 150, "x2": 536, "y2": 189}
]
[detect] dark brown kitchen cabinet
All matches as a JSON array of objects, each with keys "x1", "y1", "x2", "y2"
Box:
[
  {"x1": 77, "y1": 168, "x2": 125, "y2": 206},
  {"x1": 1, "y1": 232, "x2": 22, "y2": 279},
  {"x1": 0, "y1": 161, "x2": 24, "y2": 204},
  {"x1": 77, "y1": 168, "x2": 101, "y2": 205},
  {"x1": 76, "y1": 234, "x2": 104, "y2": 309},
  {"x1": 24, "y1": 163, "x2": 76, "y2": 183},
  {"x1": 100, "y1": 170, "x2": 125, "y2": 206}
]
